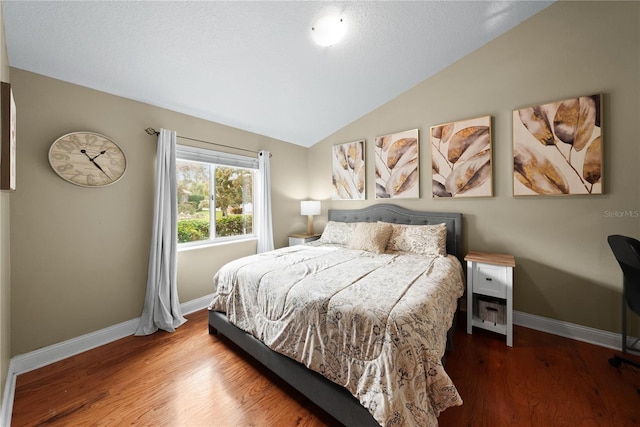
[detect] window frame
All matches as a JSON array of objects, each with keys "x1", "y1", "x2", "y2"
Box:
[{"x1": 176, "y1": 144, "x2": 258, "y2": 248}]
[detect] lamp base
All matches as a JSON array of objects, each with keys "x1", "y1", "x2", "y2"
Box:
[{"x1": 307, "y1": 215, "x2": 314, "y2": 236}]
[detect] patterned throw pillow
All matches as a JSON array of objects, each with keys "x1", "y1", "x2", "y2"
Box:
[
  {"x1": 349, "y1": 222, "x2": 394, "y2": 254},
  {"x1": 386, "y1": 223, "x2": 447, "y2": 256},
  {"x1": 319, "y1": 221, "x2": 356, "y2": 245}
]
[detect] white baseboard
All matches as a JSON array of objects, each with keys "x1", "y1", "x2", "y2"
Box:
[
  {"x1": 180, "y1": 294, "x2": 213, "y2": 317},
  {"x1": 513, "y1": 310, "x2": 635, "y2": 351},
  {"x1": 0, "y1": 359, "x2": 15, "y2": 427},
  {"x1": 0, "y1": 294, "x2": 213, "y2": 427}
]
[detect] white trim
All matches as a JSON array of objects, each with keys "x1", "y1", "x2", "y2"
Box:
[
  {"x1": 513, "y1": 310, "x2": 637, "y2": 350},
  {"x1": 180, "y1": 294, "x2": 214, "y2": 316},
  {"x1": 0, "y1": 294, "x2": 213, "y2": 427},
  {"x1": 11, "y1": 318, "x2": 139, "y2": 375},
  {"x1": 178, "y1": 236, "x2": 257, "y2": 252},
  {"x1": 1, "y1": 359, "x2": 16, "y2": 427}
]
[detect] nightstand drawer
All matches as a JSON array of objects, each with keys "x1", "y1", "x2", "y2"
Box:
[
  {"x1": 473, "y1": 263, "x2": 507, "y2": 298},
  {"x1": 288, "y1": 234, "x2": 321, "y2": 246}
]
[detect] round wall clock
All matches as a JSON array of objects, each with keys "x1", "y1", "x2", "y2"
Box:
[{"x1": 48, "y1": 131, "x2": 127, "y2": 187}]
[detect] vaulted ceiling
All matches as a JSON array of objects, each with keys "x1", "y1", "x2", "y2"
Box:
[{"x1": 2, "y1": 1, "x2": 552, "y2": 147}]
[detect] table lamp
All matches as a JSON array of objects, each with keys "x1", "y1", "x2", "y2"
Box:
[{"x1": 300, "y1": 200, "x2": 321, "y2": 236}]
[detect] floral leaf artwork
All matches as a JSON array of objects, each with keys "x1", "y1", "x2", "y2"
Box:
[
  {"x1": 445, "y1": 148, "x2": 492, "y2": 195},
  {"x1": 374, "y1": 129, "x2": 419, "y2": 199},
  {"x1": 518, "y1": 106, "x2": 555, "y2": 146},
  {"x1": 513, "y1": 94, "x2": 602, "y2": 195},
  {"x1": 583, "y1": 135, "x2": 601, "y2": 185},
  {"x1": 553, "y1": 97, "x2": 596, "y2": 150},
  {"x1": 514, "y1": 144, "x2": 569, "y2": 195},
  {"x1": 332, "y1": 140, "x2": 365, "y2": 200},
  {"x1": 430, "y1": 116, "x2": 492, "y2": 198}
]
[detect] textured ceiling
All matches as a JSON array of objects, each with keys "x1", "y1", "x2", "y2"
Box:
[{"x1": 2, "y1": 1, "x2": 552, "y2": 147}]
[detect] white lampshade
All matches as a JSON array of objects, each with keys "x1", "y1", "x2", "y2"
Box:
[{"x1": 300, "y1": 200, "x2": 321, "y2": 216}]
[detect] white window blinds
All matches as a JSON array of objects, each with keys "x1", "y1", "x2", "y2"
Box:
[{"x1": 176, "y1": 144, "x2": 259, "y2": 169}]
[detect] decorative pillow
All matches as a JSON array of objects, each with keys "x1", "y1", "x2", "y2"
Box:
[
  {"x1": 349, "y1": 222, "x2": 394, "y2": 254},
  {"x1": 319, "y1": 221, "x2": 355, "y2": 245},
  {"x1": 386, "y1": 223, "x2": 447, "y2": 256}
]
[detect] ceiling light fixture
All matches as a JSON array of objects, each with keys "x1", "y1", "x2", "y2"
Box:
[{"x1": 311, "y1": 16, "x2": 346, "y2": 47}]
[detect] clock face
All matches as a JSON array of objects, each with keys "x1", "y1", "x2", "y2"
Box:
[{"x1": 49, "y1": 132, "x2": 127, "y2": 187}]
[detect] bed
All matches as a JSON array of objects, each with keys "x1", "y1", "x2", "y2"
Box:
[{"x1": 208, "y1": 204, "x2": 464, "y2": 426}]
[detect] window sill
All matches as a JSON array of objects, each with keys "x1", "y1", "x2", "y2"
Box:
[{"x1": 178, "y1": 236, "x2": 258, "y2": 253}]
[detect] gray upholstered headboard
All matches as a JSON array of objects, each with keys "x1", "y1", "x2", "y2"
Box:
[{"x1": 327, "y1": 203, "x2": 463, "y2": 262}]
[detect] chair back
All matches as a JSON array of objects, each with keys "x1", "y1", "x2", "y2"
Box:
[{"x1": 608, "y1": 234, "x2": 640, "y2": 315}]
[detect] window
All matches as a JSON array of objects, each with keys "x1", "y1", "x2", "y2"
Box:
[{"x1": 176, "y1": 145, "x2": 257, "y2": 246}]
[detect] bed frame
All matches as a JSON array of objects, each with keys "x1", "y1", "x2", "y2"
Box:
[{"x1": 208, "y1": 204, "x2": 463, "y2": 426}]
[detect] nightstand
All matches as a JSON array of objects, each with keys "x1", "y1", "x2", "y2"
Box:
[
  {"x1": 465, "y1": 251, "x2": 516, "y2": 347},
  {"x1": 288, "y1": 234, "x2": 321, "y2": 246}
]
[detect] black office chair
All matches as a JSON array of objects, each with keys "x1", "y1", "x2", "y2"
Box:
[{"x1": 607, "y1": 234, "x2": 640, "y2": 369}]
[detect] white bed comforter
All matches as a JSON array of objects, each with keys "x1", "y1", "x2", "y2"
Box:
[{"x1": 209, "y1": 244, "x2": 465, "y2": 426}]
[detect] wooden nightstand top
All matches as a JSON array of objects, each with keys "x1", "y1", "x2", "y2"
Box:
[
  {"x1": 289, "y1": 233, "x2": 322, "y2": 239},
  {"x1": 465, "y1": 251, "x2": 515, "y2": 267}
]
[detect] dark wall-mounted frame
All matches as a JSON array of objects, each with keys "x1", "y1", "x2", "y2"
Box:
[{"x1": 1, "y1": 82, "x2": 16, "y2": 191}]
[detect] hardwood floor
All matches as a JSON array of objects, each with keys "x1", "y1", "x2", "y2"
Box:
[
  {"x1": 439, "y1": 321, "x2": 640, "y2": 426},
  {"x1": 11, "y1": 309, "x2": 640, "y2": 426}
]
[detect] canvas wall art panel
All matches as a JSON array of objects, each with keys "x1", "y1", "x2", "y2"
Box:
[
  {"x1": 331, "y1": 139, "x2": 365, "y2": 200},
  {"x1": 513, "y1": 94, "x2": 602, "y2": 196},
  {"x1": 430, "y1": 116, "x2": 492, "y2": 198},
  {"x1": 374, "y1": 129, "x2": 419, "y2": 199}
]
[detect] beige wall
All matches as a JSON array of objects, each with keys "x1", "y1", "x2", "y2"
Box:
[
  {"x1": 0, "y1": 0, "x2": 10, "y2": 402},
  {"x1": 309, "y1": 1, "x2": 640, "y2": 335},
  {"x1": 9, "y1": 70, "x2": 309, "y2": 355}
]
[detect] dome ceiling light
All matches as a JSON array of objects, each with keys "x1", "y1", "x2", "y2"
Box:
[{"x1": 311, "y1": 16, "x2": 346, "y2": 47}]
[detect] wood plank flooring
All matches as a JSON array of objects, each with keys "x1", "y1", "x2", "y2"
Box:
[
  {"x1": 11, "y1": 309, "x2": 640, "y2": 426},
  {"x1": 439, "y1": 321, "x2": 640, "y2": 426}
]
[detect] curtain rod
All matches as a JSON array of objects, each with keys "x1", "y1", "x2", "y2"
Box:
[{"x1": 145, "y1": 127, "x2": 268, "y2": 157}]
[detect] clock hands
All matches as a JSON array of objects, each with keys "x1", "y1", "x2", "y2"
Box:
[
  {"x1": 90, "y1": 150, "x2": 107, "y2": 161},
  {"x1": 91, "y1": 160, "x2": 110, "y2": 179},
  {"x1": 81, "y1": 149, "x2": 111, "y2": 179}
]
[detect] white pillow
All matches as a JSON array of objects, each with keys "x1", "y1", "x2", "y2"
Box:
[
  {"x1": 319, "y1": 221, "x2": 356, "y2": 245},
  {"x1": 386, "y1": 223, "x2": 447, "y2": 256}
]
